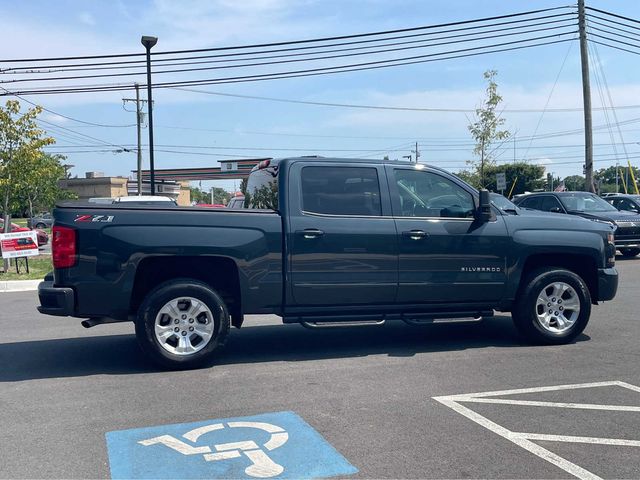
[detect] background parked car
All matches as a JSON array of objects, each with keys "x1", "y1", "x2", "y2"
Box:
[
  {"x1": 604, "y1": 194, "x2": 640, "y2": 214},
  {"x1": 111, "y1": 196, "x2": 178, "y2": 206},
  {"x1": 227, "y1": 195, "x2": 245, "y2": 209},
  {"x1": 513, "y1": 191, "x2": 640, "y2": 257},
  {"x1": 27, "y1": 213, "x2": 53, "y2": 229},
  {"x1": 0, "y1": 219, "x2": 48, "y2": 246}
]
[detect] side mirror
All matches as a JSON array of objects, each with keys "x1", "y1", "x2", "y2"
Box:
[
  {"x1": 477, "y1": 189, "x2": 492, "y2": 222},
  {"x1": 550, "y1": 207, "x2": 562, "y2": 213}
]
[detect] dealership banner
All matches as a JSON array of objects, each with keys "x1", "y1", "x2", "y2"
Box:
[{"x1": 0, "y1": 230, "x2": 39, "y2": 259}]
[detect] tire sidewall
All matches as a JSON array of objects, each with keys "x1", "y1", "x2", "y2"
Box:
[
  {"x1": 136, "y1": 279, "x2": 230, "y2": 369},
  {"x1": 515, "y1": 269, "x2": 591, "y2": 344}
]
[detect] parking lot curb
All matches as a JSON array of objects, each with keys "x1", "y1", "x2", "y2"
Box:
[{"x1": 0, "y1": 279, "x2": 41, "y2": 293}]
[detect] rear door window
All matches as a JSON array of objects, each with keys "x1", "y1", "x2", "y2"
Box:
[
  {"x1": 540, "y1": 196, "x2": 563, "y2": 212},
  {"x1": 519, "y1": 196, "x2": 542, "y2": 210},
  {"x1": 301, "y1": 166, "x2": 382, "y2": 216}
]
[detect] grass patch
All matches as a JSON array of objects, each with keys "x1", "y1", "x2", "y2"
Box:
[
  {"x1": 12, "y1": 218, "x2": 28, "y2": 227},
  {"x1": 0, "y1": 255, "x2": 52, "y2": 280}
]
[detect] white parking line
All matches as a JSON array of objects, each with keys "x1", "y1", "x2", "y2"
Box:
[
  {"x1": 458, "y1": 398, "x2": 640, "y2": 412},
  {"x1": 434, "y1": 380, "x2": 640, "y2": 480}
]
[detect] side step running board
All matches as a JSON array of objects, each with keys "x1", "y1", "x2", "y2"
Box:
[
  {"x1": 301, "y1": 319, "x2": 386, "y2": 329},
  {"x1": 402, "y1": 316, "x2": 483, "y2": 326}
]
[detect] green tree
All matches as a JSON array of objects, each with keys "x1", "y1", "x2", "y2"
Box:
[
  {"x1": 239, "y1": 178, "x2": 248, "y2": 195},
  {"x1": 14, "y1": 153, "x2": 76, "y2": 217},
  {"x1": 1, "y1": 101, "x2": 55, "y2": 223},
  {"x1": 594, "y1": 165, "x2": 639, "y2": 193},
  {"x1": 189, "y1": 185, "x2": 230, "y2": 205},
  {"x1": 456, "y1": 162, "x2": 545, "y2": 196},
  {"x1": 562, "y1": 175, "x2": 585, "y2": 191},
  {"x1": 467, "y1": 70, "x2": 511, "y2": 187}
]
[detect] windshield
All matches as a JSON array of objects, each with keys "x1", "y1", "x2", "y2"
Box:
[
  {"x1": 490, "y1": 193, "x2": 518, "y2": 212},
  {"x1": 559, "y1": 193, "x2": 618, "y2": 213}
]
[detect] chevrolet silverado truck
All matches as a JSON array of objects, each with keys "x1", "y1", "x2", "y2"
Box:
[{"x1": 38, "y1": 157, "x2": 619, "y2": 369}]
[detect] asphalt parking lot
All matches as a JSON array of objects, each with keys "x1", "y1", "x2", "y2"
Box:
[{"x1": 1, "y1": 258, "x2": 639, "y2": 479}]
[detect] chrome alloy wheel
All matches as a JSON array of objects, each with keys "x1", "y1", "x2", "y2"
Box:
[
  {"x1": 154, "y1": 297, "x2": 215, "y2": 356},
  {"x1": 535, "y1": 281, "x2": 581, "y2": 334}
]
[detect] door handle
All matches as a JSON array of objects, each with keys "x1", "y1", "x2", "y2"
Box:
[
  {"x1": 297, "y1": 228, "x2": 324, "y2": 239},
  {"x1": 402, "y1": 230, "x2": 429, "y2": 240}
]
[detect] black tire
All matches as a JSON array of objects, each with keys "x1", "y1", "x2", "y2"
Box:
[
  {"x1": 135, "y1": 279, "x2": 230, "y2": 369},
  {"x1": 35, "y1": 223, "x2": 46, "y2": 229},
  {"x1": 512, "y1": 268, "x2": 591, "y2": 345},
  {"x1": 620, "y1": 248, "x2": 640, "y2": 258}
]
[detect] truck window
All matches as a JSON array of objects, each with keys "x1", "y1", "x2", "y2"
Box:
[
  {"x1": 540, "y1": 196, "x2": 563, "y2": 212},
  {"x1": 519, "y1": 196, "x2": 542, "y2": 210},
  {"x1": 393, "y1": 169, "x2": 474, "y2": 218},
  {"x1": 245, "y1": 164, "x2": 279, "y2": 210},
  {"x1": 301, "y1": 166, "x2": 381, "y2": 216}
]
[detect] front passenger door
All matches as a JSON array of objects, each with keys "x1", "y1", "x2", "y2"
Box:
[{"x1": 389, "y1": 166, "x2": 509, "y2": 304}]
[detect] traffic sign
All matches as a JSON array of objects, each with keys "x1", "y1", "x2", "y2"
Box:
[
  {"x1": 496, "y1": 172, "x2": 507, "y2": 191},
  {"x1": 106, "y1": 411, "x2": 357, "y2": 479}
]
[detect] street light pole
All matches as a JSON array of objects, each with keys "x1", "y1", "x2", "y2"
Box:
[{"x1": 141, "y1": 35, "x2": 157, "y2": 195}]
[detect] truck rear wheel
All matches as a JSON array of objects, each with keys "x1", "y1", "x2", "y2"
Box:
[
  {"x1": 135, "y1": 279, "x2": 230, "y2": 369},
  {"x1": 620, "y1": 248, "x2": 640, "y2": 257},
  {"x1": 512, "y1": 268, "x2": 591, "y2": 345}
]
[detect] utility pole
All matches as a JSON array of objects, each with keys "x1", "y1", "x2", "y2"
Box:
[
  {"x1": 578, "y1": 0, "x2": 595, "y2": 193},
  {"x1": 123, "y1": 83, "x2": 147, "y2": 195},
  {"x1": 413, "y1": 141, "x2": 420, "y2": 163}
]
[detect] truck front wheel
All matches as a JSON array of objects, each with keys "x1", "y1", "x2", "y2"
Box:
[
  {"x1": 135, "y1": 279, "x2": 230, "y2": 369},
  {"x1": 512, "y1": 268, "x2": 591, "y2": 345}
]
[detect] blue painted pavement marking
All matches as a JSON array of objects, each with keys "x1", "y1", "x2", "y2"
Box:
[{"x1": 106, "y1": 411, "x2": 358, "y2": 479}]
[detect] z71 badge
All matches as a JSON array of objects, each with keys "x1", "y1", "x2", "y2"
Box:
[{"x1": 75, "y1": 214, "x2": 114, "y2": 223}]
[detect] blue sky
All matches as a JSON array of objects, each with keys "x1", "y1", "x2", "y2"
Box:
[{"x1": 1, "y1": 0, "x2": 639, "y2": 191}]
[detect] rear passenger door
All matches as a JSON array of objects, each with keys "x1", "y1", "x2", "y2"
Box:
[{"x1": 287, "y1": 162, "x2": 397, "y2": 306}]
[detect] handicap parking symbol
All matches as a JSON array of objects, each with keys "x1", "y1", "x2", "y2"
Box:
[{"x1": 106, "y1": 411, "x2": 358, "y2": 479}]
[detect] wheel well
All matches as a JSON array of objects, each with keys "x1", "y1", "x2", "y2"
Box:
[
  {"x1": 521, "y1": 253, "x2": 598, "y2": 303},
  {"x1": 130, "y1": 256, "x2": 242, "y2": 324}
]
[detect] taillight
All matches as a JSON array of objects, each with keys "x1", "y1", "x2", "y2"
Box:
[{"x1": 52, "y1": 226, "x2": 77, "y2": 269}]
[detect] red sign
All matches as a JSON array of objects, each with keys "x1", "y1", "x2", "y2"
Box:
[{"x1": 0, "y1": 231, "x2": 39, "y2": 259}]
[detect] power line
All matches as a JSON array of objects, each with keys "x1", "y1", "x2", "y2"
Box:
[
  {"x1": 521, "y1": 35, "x2": 575, "y2": 162},
  {"x1": 1, "y1": 14, "x2": 577, "y2": 74},
  {"x1": 1, "y1": 24, "x2": 577, "y2": 84},
  {"x1": 588, "y1": 32, "x2": 640, "y2": 51},
  {"x1": 43, "y1": 141, "x2": 640, "y2": 154},
  {"x1": 586, "y1": 18, "x2": 640, "y2": 38},
  {"x1": 589, "y1": 39, "x2": 640, "y2": 56},
  {"x1": 1, "y1": 37, "x2": 577, "y2": 96},
  {"x1": 0, "y1": 6, "x2": 574, "y2": 64},
  {"x1": 0, "y1": 86, "x2": 135, "y2": 127},
  {"x1": 1, "y1": 29, "x2": 578, "y2": 86},
  {"x1": 585, "y1": 6, "x2": 640, "y2": 26}
]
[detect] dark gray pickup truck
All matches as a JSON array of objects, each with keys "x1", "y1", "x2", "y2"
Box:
[{"x1": 38, "y1": 157, "x2": 619, "y2": 368}]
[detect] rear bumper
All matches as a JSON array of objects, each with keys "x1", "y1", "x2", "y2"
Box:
[
  {"x1": 597, "y1": 267, "x2": 618, "y2": 301},
  {"x1": 37, "y1": 280, "x2": 75, "y2": 316}
]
